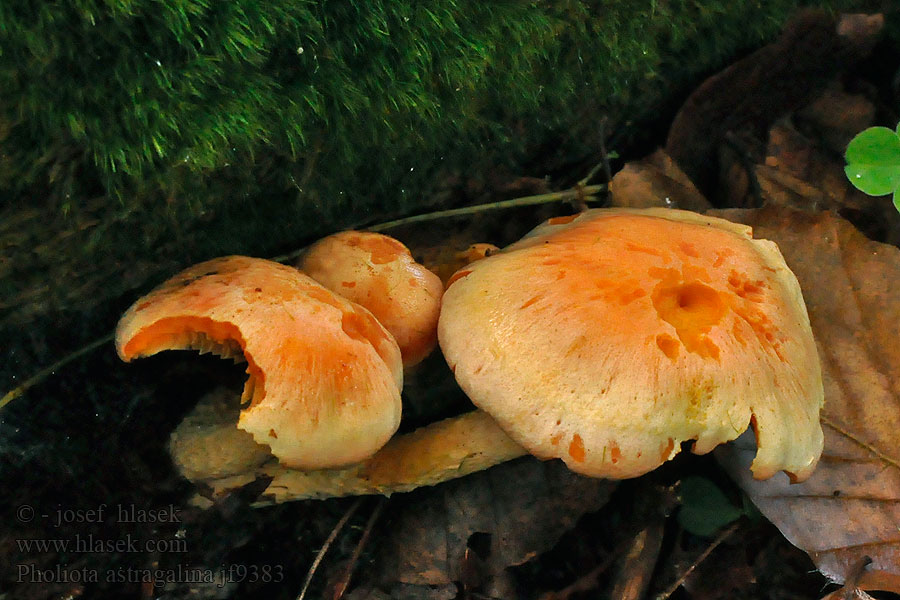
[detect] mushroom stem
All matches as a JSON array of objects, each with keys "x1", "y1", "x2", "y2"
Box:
[{"x1": 171, "y1": 393, "x2": 527, "y2": 505}]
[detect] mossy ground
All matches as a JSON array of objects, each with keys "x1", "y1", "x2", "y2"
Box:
[{"x1": 0, "y1": 1, "x2": 878, "y2": 338}]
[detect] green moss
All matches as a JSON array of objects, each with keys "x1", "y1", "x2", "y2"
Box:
[{"x1": 0, "y1": 0, "x2": 874, "y2": 330}]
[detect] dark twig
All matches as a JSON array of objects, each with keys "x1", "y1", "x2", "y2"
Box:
[
  {"x1": 331, "y1": 498, "x2": 387, "y2": 600},
  {"x1": 823, "y1": 555, "x2": 873, "y2": 600},
  {"x1": 0, "y1": 334, "x2": 112, "y2": 409},
  {"x1": 598, "y1": 116, "x2": 614, "y2": 186},
  {"x1": 577, "y1": 162, "x2": 607, "y2": 189},
  {"x1": 571, "y1": 117, "x2": 613, "y2": 213},
  {"x1": 577, "y1": 117, "x2": 614, "y2": 189},
  {"x1": 655, "y1": 521, "x2": 741, "y2": 600},
  {"x1": 297, "y1": 498, "x2": 365, "y2": 600},
  {"x1": 537, "y1": 553, "x2": 617, "y2": 600}
]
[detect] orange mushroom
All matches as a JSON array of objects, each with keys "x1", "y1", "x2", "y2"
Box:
[
  {"x1": 421, "y1": 242, "x2": 501, "y2": 287},
  {"x1": 116, "y1": 256, "x2": 403, "y2": 470},
  {"x1": 439, "y1": 208, "x2": 824, "y2": 481},
  {"x1": 300, "y1": 231, "x2": 443, "y2": 367}
]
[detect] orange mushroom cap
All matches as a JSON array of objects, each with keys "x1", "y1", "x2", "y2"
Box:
[
  {"x1": 439, "y1": 208, "x2": 824, "y2": 481},
  {"x1": 116, "y1": 256, "x2": 403, "y2": 470},
  {"x1": 457, "y1": 243, "x2": 499, "y2": 264},
  {"x1": 301, "y1": 231, "x2": 443, "y2": 368}
]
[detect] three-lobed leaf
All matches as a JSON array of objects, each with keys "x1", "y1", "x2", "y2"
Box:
[{"x1": 844, "y1": 124, "x2": 900, "y2": 211}]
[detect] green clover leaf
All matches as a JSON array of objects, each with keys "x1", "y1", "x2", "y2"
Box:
[{"x1": 845, "y1": 124, "x2": 900, "y2": 213}]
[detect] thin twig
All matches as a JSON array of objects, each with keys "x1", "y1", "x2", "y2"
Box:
[
  {"x1": 655, "y1": 521, "x2": 740, "y2": 600},
  {"x1": 578, "y1": 162, "x2": 607, "y2": 189},
  {"x1": 297, "y1": 498, "x2": 365, "y2": 600},
  {"x1": 2, "y1": 183, "x2": 605, "y2": 409},
  {"x1": 538, "y1": 519, "x2": 657, "y2": 600},
  {"x1": 538, "y1": 552, "x2": 618, "y2": 600},
  {"x1": 578, "y1": 116, "x2": 614, "y2": 191},
  {"x1": 367, "y1": 185, "x2": 605, "y2": 234},
  {"x1": 331, "y1": 498, "x2": 387, "y2": 600},
  {"x1": 0, "y1": 334, "x2": 112, "y2": 409},
  {"x1": 598, "y1": 116, "x2": 614, "y2": 186},
  {"x1": 270, "y1": 184, "x2": 605, "y2": 264}
]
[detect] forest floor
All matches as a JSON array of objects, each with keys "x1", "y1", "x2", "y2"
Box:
[{"x1": 2, "y1": 9, "x2": 900, "y2": 600}]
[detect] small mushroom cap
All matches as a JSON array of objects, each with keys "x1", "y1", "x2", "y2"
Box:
[
  {"x1": 457, "y1": 243, "x2": 499, "y2": 264},
  {"x1": 116, "y1": 256, "x2": 403, "y2": 470},
  {"x1": 439, "y1": 208, "x2": 824, "y2": 481},
  {"x1": 301, "y1": 231, "x2": 443, "y2": 368}
]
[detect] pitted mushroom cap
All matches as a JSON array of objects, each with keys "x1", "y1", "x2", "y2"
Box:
[
  {"x1": 439, "y1": 208, "x2": 824, "y2": 481},
  {"x1": 301, "y1": 231, "x2": 443, "y2": 367},
  {"x1": 116, "y1": 256, "x2": 403, "y2": 469}
]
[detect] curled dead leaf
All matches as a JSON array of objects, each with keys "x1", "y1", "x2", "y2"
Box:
[
  {"x1": 375, "y1": 458, "x2": 615, "y2": 588},
  {"x1": 715, "y1": 206, "x2": 900, "y2": 585},
  {"x1": 607, "y1": 149, "x2": 711, "y2": 212}
]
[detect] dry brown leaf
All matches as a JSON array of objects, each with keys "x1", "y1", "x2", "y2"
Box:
[
  {"x1": 795, "y1": 87, "x2": 876, "y2": 156},
  {"x1": 755, "y1": 163, "x2": 831, "y2": 212},
  {"x1": 666, "y1": 11, "x2": 881, "y2": 196},
  {"x1": 714, "y1": 206, "x2": 900, "y2": 583},
  {"x1": 375, "y1": 457, "x2": 615, "y2": 588},
  {"x1": 607, "y1": 518, "x2": 665, "y2": 600},
  {"x1": 762, "y1": 117, "x2": 900, "y2": 247},
  {"x1": 607, "y1": 149, "x2": 711, "y2": 212}
]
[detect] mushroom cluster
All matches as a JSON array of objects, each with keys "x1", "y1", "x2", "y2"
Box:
[{"x1": 115, "y1": 208, "x2": 825, "y2": 502}]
